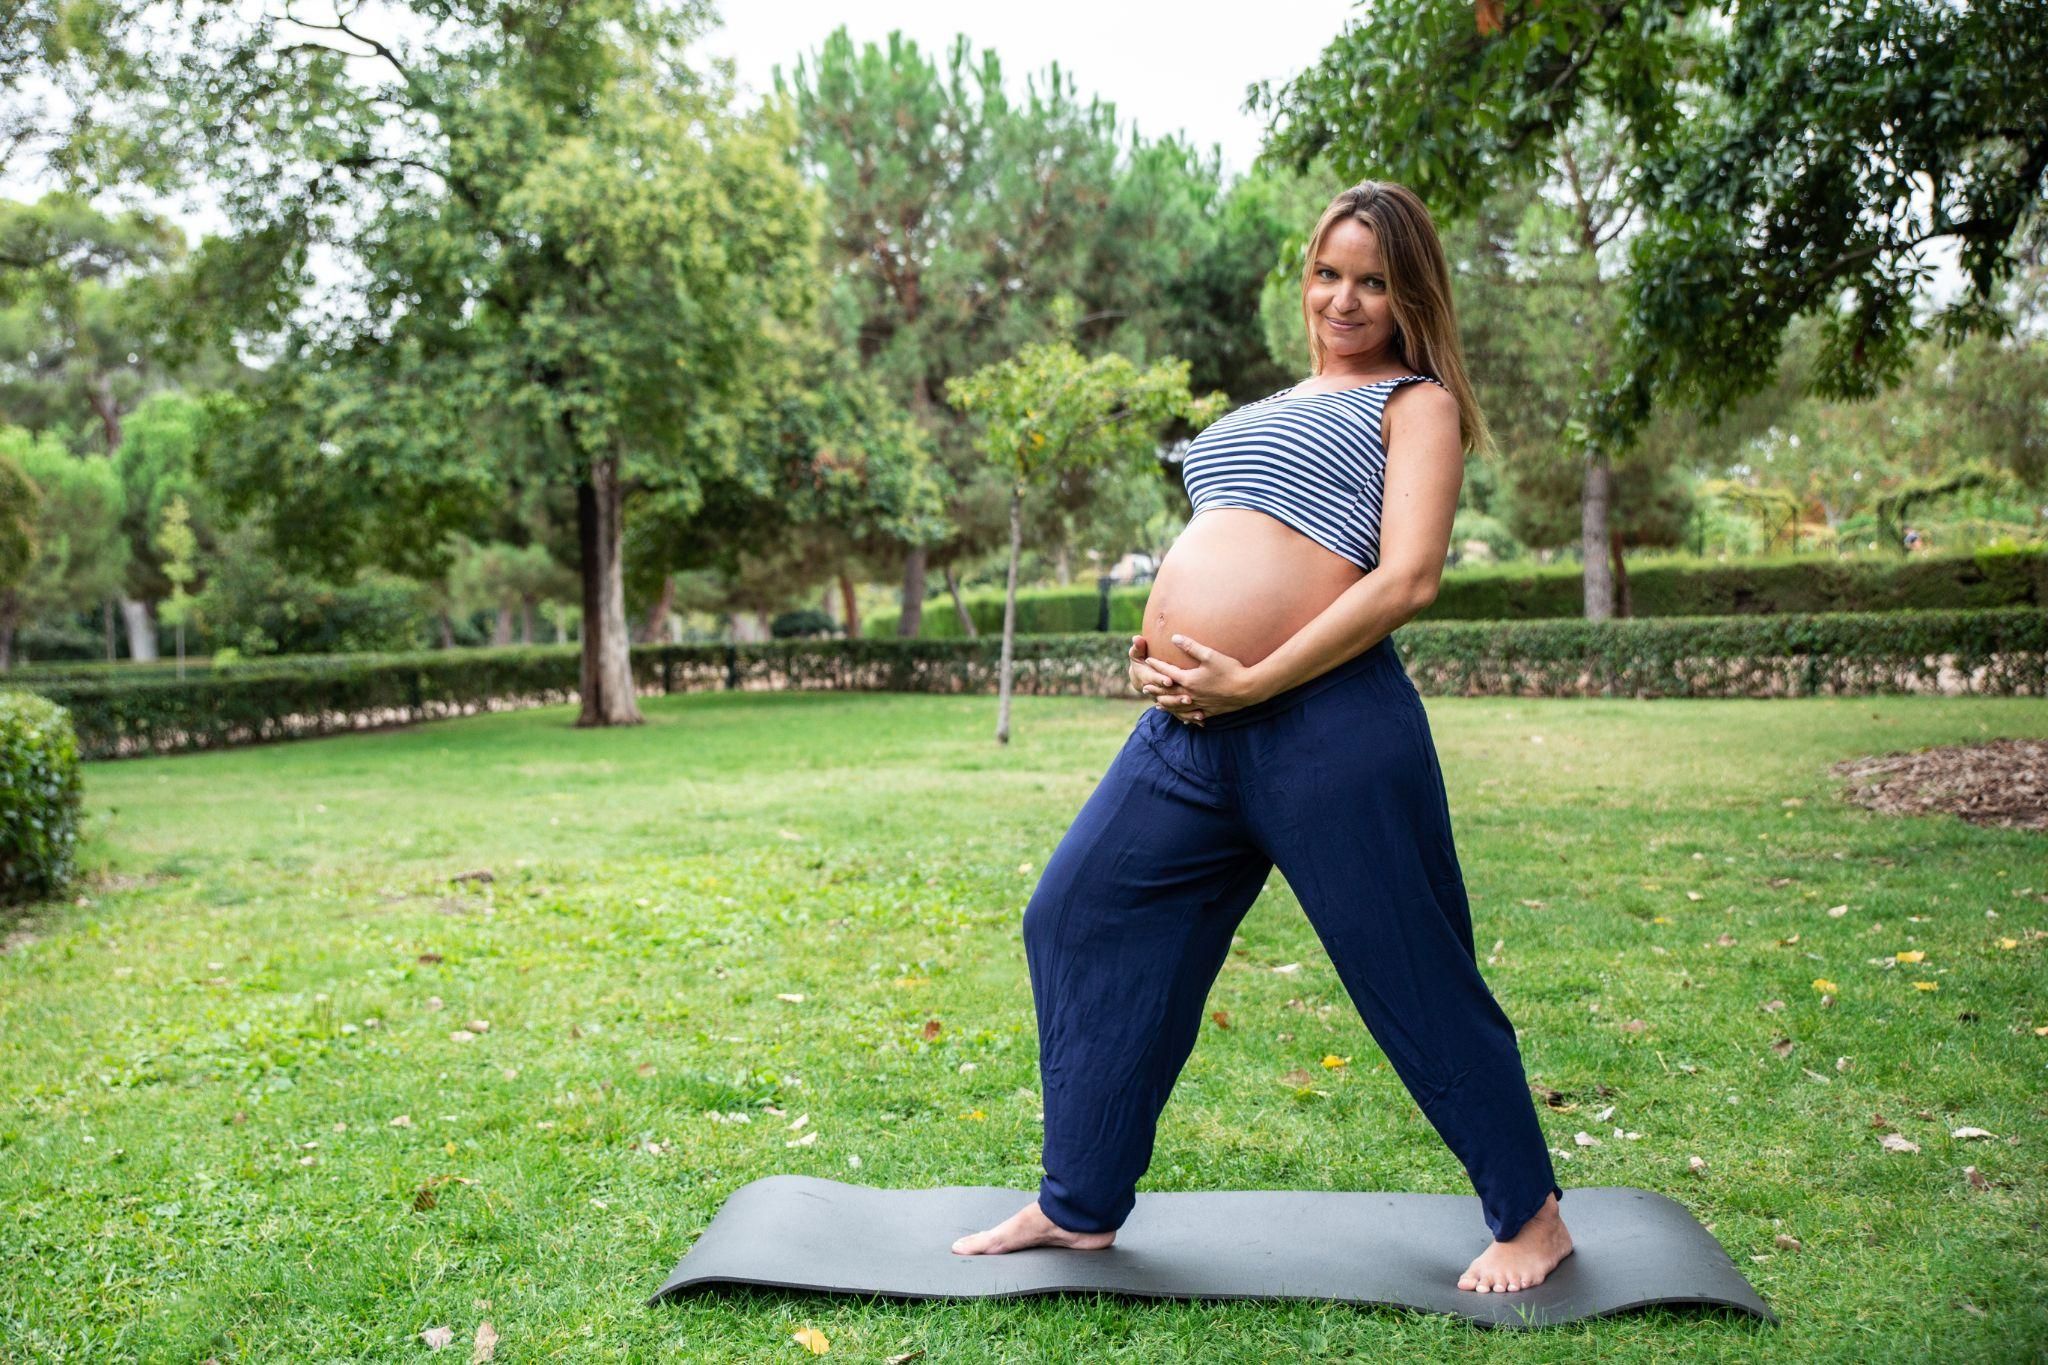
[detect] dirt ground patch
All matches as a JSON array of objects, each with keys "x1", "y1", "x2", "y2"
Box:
[{"x1": 1831, "y1": 738, "x2": 2048, "y2": 833}]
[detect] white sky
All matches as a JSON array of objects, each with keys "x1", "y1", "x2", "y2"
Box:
[{"x1": 695, "y1": 0, "x2": 1363, "y2": 179}]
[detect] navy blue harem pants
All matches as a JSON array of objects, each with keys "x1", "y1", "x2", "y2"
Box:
[{"x1": 1023, "y1": 633, "x2": 1562, "y2": 1243}]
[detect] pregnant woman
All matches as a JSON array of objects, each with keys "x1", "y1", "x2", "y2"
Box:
[{"x1": 950, "y1": 181, "x2": 1574, "y2": 1294}]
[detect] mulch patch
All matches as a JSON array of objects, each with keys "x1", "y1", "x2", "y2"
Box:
[{"x1": 1831, "y1": 738, "x2": 2048, "y2": 833}]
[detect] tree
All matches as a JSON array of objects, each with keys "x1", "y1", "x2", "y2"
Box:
[
  {"x1": 780, "y1": 28, "x2": 1254, "y2": 637},
  {"x1": 947, "y1": 304, "x2": 1223, "y2": 743},
  {"x1": 0, "y1": 450, "x2": 37, "y2": 609},
  {"x1": 1254, "y1": 0, "x2": 2048, "y2": 609},
  {"x1": 152, "y1": 492, "x2": 196, "y2": 675},
  {"x1": 0, "y1": 196, "x2": 236, "y2": 659},
  {"x1": 134, "y1": 0, "x2": 817, "y2": 725},
  {"x1": 0, "y1": 426, "x2": 128, "y2": 669}
]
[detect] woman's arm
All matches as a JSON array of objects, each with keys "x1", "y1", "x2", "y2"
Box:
[{"x1": 1243, "y1": 381, "x2": 1466, "y2": 700}]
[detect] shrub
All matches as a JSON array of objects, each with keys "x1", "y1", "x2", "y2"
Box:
[{"x1": 0, "y1": 691, "x2": 84, "y2": 907}]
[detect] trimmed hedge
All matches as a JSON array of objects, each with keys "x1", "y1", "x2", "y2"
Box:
[
  {"x1": 0, "y1": 691, "x2": 84, "y2": 907},
  {"x1": 870, "y1": 544, "x2": 2048, "y2": 637},
  {"x1": 12, "y1": 609, "x2": 2044, "y2": 761}
]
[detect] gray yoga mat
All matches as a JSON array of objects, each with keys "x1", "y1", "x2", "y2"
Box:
[{"x1": 647, "y1": 1176, "x2": 1776, "y2": 1329}]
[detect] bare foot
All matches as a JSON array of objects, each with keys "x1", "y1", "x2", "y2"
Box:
[
  {"x1": 951, "y1": 1199, "x2": 1116, "y2": 1255},
  {"x1": 1457, "y1": 1193, "x2": 1573, "y2": 1293}
]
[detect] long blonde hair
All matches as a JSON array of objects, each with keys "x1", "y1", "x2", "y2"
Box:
[{"x1": 1299, "y1": 181, "x2": 1496, "y2": 458}]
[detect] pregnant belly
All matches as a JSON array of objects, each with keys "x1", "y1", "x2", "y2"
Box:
[{"x1": 1140, "y1": 508, "x2": 1365, "y2": 673}]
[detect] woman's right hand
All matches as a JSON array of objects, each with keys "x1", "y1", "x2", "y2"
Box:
[{"x1": 1128, "y1": 634, "x2": 1203, "y2": 725}]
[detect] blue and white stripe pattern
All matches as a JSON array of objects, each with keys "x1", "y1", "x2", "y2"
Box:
[{"x1": 1181, "y1": 373, "x2": 1447, "y2": 573}]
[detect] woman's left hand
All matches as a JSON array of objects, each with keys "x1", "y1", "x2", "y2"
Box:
[{"x1": 1142, "y1": 634, "x2": 1264, "y2": 725}]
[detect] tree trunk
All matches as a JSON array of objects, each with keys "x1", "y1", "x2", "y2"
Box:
[
  {"x1": 104, "y1": 598, "x2": 116, "y2": 661},
  {"x1": 636, "y1": 572, "x2": 674, "y2": 644},
  {"x1": 996, "y1": 484, "x2": 1023, "y2": 745},
  {"x1": 575, "y1": 455, "x2": 644, "y2": 727},
  {"x1": 89, "y1": 372, "x2": 123, "y2": 452},
  {"x1": 1054, "y1": 540, "x2": 1071, "y2": 586},
  {"x1": 0, "y1": 588, "x2": 16, "y2": 670},
  {"x1": 1609, "y1": 527, "x2": 1632, "y2": 619},
  {"x1": 837, "y1": 571, "x2": 859, "y2": 640},
  {"x1": 520, "y1": 595, "x2": 536, "y2": 644},
  {"x1": 119, "y1": 596, "x2": 160, "y2": 660},
  {"x1": 1581, "y1": 449, "x2": 1615, "y2": 621},
  {"x1": 492, "y1": 604, "x2": 514, "y2": 645},
  {"x1": 945, "y1": 563, "x2": 978, "y2": 637},
  {"x1": 898, "y1": 542, "x2": 927, "y2": 637},
  {"x1": 437, "y1": 610, "x2": 455, "y2": 649}
]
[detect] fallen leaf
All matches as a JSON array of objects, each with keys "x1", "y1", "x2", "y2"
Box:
[
  {"x1": 1913, "y1": 981, "x2": 1940, "y2": 991},
  {"x1": 1770, "y1": 1037, "x2": 1794, "y2": 1057},
  {"x1": 791, "y1": 1326, "x2": 830, "y2": 1355},
  {"x1": 1965, "y1": 1165, "x2": 1988, "y2": 1190},
  {"x1": 885, "y1": 1351, "x2": 926, "y2": 1365},
  {"x1": 1811, "y1": 978, "x2": 1838, "y2": 993},
  {"x1": 421, "y1": 1326, "x2": 454, "y2": 1350},
  {"x1": 1774, "y1": 1234, "x2": 1802, "y2": 1251},
  {"x1": 776, "y1": 993, "x2": 806, "y2": 1003},
  {"x1": 1761, "y1": 999, "x2": 1786, "y2": 1013},
  {"x1": 1688, "y1": 1155, "x2": 1707, "y2": 1174},
  {"x1": 1622, "y1": 1018, "x2": 1647, "y2": 1033},
  {"x1": 1895, "y1": 950, "x2": 1926, "y2": 964},
  {"x1": 1210, "y1": 1011, "x2": 1229, "y2": 1028},
  {"x1": 1880, "y1": 1133, "x2": 1920, "y2": 1154},
  {"x1": 390, "y1": 1114, "x2": 414, "y2": 1128},
  {"x1": 921, "y1": 1019, "x2": 941, "y2": 1040},
  {"x1": 1826, "y1": 904, "x2": 1849, "y2": 917},
  {"x1": 1950, "y1": 1126, "x2": 1997, "y2": 1140},
  {"x1": 1574, "y1": 1131, "x2": 1601, "y2": 1147},
  {"x1": 1272, "y1": 962, "x2": 1302, "y2": 974},
  {"x1": 1280, "y1": 1070, "x2": 1318, "y2": 1087},
  {"x1": 1320, "y1": 1054, "x2": 1349, "y2": 1069},
  {"x1": 418, "y1": 953, "x2": 444, "y2": 965},
  {"x1": 450, "y1": 1030, "x2": 478, "y2": 1043},
  {"x1": 471, "y1": 1320, "x2": 498, "y2": 1363}
]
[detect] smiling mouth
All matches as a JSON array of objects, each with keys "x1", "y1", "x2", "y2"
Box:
[{"x1": 1325, "y1": 317, "x2": 1362, "y2": 330}]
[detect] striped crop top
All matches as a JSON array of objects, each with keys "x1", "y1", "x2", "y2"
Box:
[{"x1": 1180, "y1": 373, "x2": 1447, "y2": 573}]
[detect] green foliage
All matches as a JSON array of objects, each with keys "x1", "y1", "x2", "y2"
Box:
[
  {"x1": 944, "y1": 330, "x2": 1224, "y2": 490},
  {"x1": 0, "y1": 447, "x2": 36, "y2": 594},
  {"x1": 192, "y1": 521, "x2": 432, "y2": 657},
  {"x1": 770, "y1": 609, "x2": 837, "y2": 639},
  {"x1": 0, "y1": 423, "x2": 128, "y2": 621},
  {"x1": 0, "y1": 689, "x2": 82, "y2": 906},
  {"x1": 1254, "y1": 1, "x2": 2048, "y2": 462}
]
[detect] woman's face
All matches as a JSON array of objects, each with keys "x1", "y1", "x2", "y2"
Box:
[{"x1": 1306, "y1": 217, "x2": 1396, "y2": 368}]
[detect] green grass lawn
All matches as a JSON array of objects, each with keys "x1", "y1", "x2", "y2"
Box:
[{"x1": 3, "y1": 688, "x2": 2045, "y2": 1361}]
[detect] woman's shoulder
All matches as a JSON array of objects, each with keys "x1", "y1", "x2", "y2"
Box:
[{"x1": 1381, "y1": 374, "x2": 1459, "y2": 442}]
